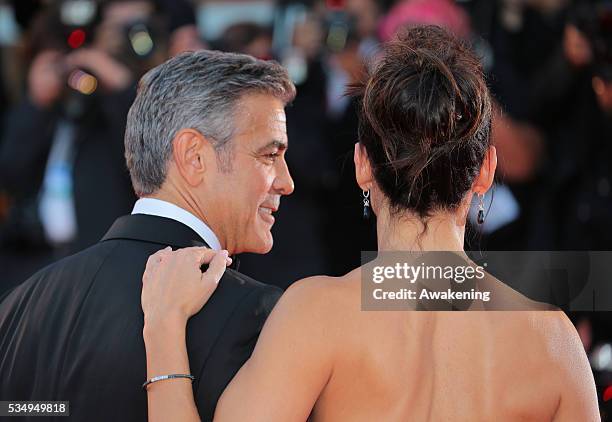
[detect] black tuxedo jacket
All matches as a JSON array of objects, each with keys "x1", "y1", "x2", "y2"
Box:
[{"x1": 0, "y1": 214, "x2": 282, "y2": 421}]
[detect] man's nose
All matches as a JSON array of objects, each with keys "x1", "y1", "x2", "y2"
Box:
[{"x1": 274, "y1": 159, "x2": 294, "y2": 195}]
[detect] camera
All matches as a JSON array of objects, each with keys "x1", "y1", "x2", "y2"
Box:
[{"x1": 58, "y1": 0, "x2": 100, "y2": 49}]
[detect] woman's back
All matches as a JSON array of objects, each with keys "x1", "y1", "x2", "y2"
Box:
[{"x1": 309, "y1": 269, "x2": 594, "y2": 421}]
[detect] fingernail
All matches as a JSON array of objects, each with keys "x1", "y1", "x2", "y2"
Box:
[{"x1": 165, "y1": 246, "x2": 172, "y2": 251}]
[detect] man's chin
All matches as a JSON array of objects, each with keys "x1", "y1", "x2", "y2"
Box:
[{"x1": 243, "y1": 233, "x2": 274, "y2": 255}]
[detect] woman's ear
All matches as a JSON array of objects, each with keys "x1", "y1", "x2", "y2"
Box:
[
  {"x1": 472, "y1": 145, "x2": 497, "y2": 194},
  {"x1": 354, "y1": 142, "x2": 374, "y2": 190}
]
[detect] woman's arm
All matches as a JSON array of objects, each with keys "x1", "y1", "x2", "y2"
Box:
[
  {"x1": 214, "y1": 277, "x2": 335, "y2": 421},
  {"x1": 141, "y1": 247, "x2": 231, "y2": 422},
  {"x1": 142, "y1": 247, "x2": 337, "y2": 422},
  {"x1": 144, "y1": 317, "x2": 200, "y2": 422}
]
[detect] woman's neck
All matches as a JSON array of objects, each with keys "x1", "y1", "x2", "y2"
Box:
[{"x1": 376, "y1": 208, "x2": 466, "y2": 252}]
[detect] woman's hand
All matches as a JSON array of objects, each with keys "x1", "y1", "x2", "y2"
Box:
[{"x1": 142, "y1": 247, "x2": 231, "y2": 328}]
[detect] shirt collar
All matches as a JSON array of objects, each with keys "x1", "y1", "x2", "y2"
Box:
[{"x1": 131, "y1": 198, "x2": 222, "y2": 251}]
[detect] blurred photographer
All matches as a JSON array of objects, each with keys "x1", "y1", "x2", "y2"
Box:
[
  {"x1": 0, "y1": 0, "x2": 168, "y2": 292},
  {"x1": 520, "y1": 1, "x2": 612, "y2": 250}
]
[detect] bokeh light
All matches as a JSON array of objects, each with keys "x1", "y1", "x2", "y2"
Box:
[
  {"x1": 67, "y1": 29, "x2": 86, "y2": 49},
  {"x1": 67, "y1": 69, "x2": 97, "y2": 95}
]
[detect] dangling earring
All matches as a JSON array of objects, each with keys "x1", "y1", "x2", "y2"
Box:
[
  {"x1": 363, "y1": 189, "x2": 371, "y2": 220},
  {"x1": 477, "y1": 193, "x2": 485, "y2": 225}
]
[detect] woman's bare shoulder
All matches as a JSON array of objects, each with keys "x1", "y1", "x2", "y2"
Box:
[
  {"x1": 488, "y1": 308, "x2": 585, "y2": 371},
  {"x1": 524, "y1": 310, "x2": 597, "y2": 415},
  {"x1": 284, "y1": 268, "x2": 362, "y2": 308},
  {"x1": 523, "y1": 310, "x2": 584, "y2": 357},
  {"x1": 272, "y1": 268, "x2": 364, "y2": 329}
]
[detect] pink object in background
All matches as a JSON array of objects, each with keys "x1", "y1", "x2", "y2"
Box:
[{"x1": 379, "y1": 0, "x2": 471, "y2": 41}]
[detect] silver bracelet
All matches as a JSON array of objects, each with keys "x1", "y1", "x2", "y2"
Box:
[{"x1": 142, "y1": 374, "x2": 195, "y2": 391}]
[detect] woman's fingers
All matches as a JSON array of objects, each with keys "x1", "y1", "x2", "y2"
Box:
[
  {"x1": 143, "y1": 246, "x2": 172, "y2": 284},
  {"x1": 141, "y1": 246, "x2": 232, "y2": 322},
  {"x1": 143, "y1": 246, "x2": 231, "y2": 287},
  {"x1": 184, "y1": 247, "x2": 220, "y2": 266},
  {"x1": 174, "y1": 246, "x2": 232, "y2": 267},
  {"x1": 201, "y1": 250, "x2": 229, "y2": 286}
]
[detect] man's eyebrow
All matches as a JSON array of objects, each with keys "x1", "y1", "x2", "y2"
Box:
[{"x1": 256, "y1": 140, "x2": 288, "y2": 153}]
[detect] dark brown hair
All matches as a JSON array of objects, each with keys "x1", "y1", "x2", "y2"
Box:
[{"x1": 350, "y1": 25, "x2": 492, "y2": 218}]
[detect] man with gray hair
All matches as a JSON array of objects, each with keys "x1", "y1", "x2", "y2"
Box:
[{"x1": 0, "y1": 50, "x2": 296, "y2": 421}]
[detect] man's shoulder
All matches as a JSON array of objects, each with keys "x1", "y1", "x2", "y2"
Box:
[
  {"x1": 210, "y1": 268, "x2": 283, "y2": 320},
  {"x1": 222, "y1": 268, "x2": 282, "y2": 296},
  {"x1": 1, "y1": 241, "x2": 120, "y2": 304},
  {"x1": 183, "y1": 268, "x2": 282, "y2": 350},
  {"x1": 185, "y1": 269, "x2": 283, "y2": 384}
]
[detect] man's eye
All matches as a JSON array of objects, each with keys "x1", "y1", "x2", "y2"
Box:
[{"x1": 265, "y1": 153, "x2": 280, "y2": 161}]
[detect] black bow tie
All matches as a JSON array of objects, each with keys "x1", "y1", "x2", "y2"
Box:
[{"x1": 229, "y1": 255, "x2": 240, "y2": 271}]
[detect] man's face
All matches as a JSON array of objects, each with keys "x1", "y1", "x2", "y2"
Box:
[{"x1": 203, "y1": 94, "x2": 294, "y2": 254}]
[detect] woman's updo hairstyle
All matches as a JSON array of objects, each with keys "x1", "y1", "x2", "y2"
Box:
[{"x1": 350, "y1": 25, "x2": 492, "y2": 218}]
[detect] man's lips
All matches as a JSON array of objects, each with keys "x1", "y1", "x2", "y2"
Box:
[
  {"x1": 258, "y1": 205, "x2": 277, "y2": 224},
  {"x1": 259, "y1": 200, "x2": 279, "y2": 213}
]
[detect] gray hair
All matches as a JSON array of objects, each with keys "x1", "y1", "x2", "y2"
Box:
[{"x1": 124, "y1": 50, "x2": 296, "y2": 196}]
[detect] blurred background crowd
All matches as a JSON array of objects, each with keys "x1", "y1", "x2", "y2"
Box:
[{"x1": 0, "y1": 0, "x2": 610, "y2": 416}]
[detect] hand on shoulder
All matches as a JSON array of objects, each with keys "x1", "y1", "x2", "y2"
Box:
[{"x1": 141, "y1": 246, "x2": 232, "y2": 330}]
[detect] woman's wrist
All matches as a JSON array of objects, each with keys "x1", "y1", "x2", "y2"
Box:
[
  {"x1": 143, "y1": 312, "x2": 188, "y2": 343},
  {"x1": 143, "y1": 312, "x2": 193, "y2": 389}
]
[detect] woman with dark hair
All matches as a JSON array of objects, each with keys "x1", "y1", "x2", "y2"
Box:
[{"x1": 141, "y1": 26, "x2": 599, "y2": 421}]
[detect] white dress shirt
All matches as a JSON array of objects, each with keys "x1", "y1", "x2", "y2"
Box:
[{"x1": 131, "y1": 198, "x2": 222, "y2": 250}]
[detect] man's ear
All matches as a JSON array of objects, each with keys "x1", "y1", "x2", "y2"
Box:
[
  {"x1": 354, "y1": 142, "x2": 373, "y2": 190},
  {"x1": 172, "y1": 129, "x2": 211, "y2": 187},
  {"x1": 472, "y1": 145, "x2": 497, "y2": 194}
]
